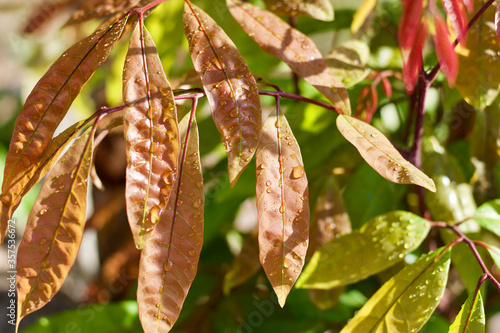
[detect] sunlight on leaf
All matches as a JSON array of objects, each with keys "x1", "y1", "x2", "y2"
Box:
[
  {"x1": 256, "y1": 114, "x2": 309, "y2": 307},
  {"x1": 449, "y1": 292, "x2": 485, "y2": 333},
  {"x1": 340, "y1": 248, "x2": 451, "y2": 333},
  {"x1": 456, "y1": 1, "x2": 500, "y2": 109},
  {"x1": 337, "y1": 115, "x2": 436, "y2": 192},
  {"x1": 123, "y1": 24, "x2": 180, "y2": 250},
  {"x1": 227, "y1": 0, "x2": 350, "y2": 114},
  {"x1": 0, "y1": 17, "x2": 128, "y2": 244},
  {"x1": 137, "y1": 113, "x2": 203, "y2": 333},
  {"x1": 296, "y1": 211, "x2": 430, "y2": 289},
  {"x1": 16, "y1": 127, "x2": 94, "y2": 326},
  {"x1": 263, "y1": 0, "x2": 334, "y2": 21},
  {"x1": 184, "y1": 2, "x2": 262, "y2": 187},
  {"x1": 0, "y1": 119, "x2": 88, "y2": 245}
]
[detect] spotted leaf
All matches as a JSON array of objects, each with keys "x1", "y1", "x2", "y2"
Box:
[
  {"x1": 123, "y1": 24, "x2": 180, "y2": 250},
  {"x1": 184, "y1": 3, "x2": 262, "y2": 187},
  {"x1": 227, "y1": 0, "x2": 350, "y2": 114},
  {"x1": 296, "y1": 211, "x2": 430, "y2": 289},
  {"x1": 256, "y1": 114, "x2": 309, "y2": 307},
  {"x1": 339, "y1": 248, "x2": 451, "y2": 333},
  {"x1": 137, "y1": 113, "x2": 203, "y2": 333},
  {"x1": 16, "y1": 127, "x2": 94, "y2": 328},
  {"x1": 336, "y1": 115, "x2": 436, "y2": 192}
]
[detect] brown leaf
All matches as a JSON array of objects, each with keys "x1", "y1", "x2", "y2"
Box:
[
  {"x1": 1, "y1": 17, "x2": 129, "y2": 243},
  {"x1": 123, "y1": 24, "x2": 180, "y2": 249},
  {"x1": 307, "y1": 174, "x2": 351, "y2": 309},
  {"x1": 256, "y1": 113, "x2": 309, "y2": 307},
  {"x1": 137, "y1": 113, "x2": 204, "y2": 333},
  {"x1": 336, "y1": 115, "x2": 436, "y2": 192},
  {"x1": 183, "y1": 3, "x2": 262, "y2": 187},
  {"x1": 16, "y1": 126, "x2": 94, "y2": 326},
  {"x1": 263, "y1": 0, "x2": 334, "y2": 21},
  {"x1": 0, "y1": 119, "x2": 89, "y2": 245},
  {"x1": 223, "y1": 229, "x2": 261, "y2": 294},
  {"x1": 68, "y1": 0, "x2": 150, "y2": 25},
  {"x1": 227, "y1": 0, "x2": 350, "y2": 114},
  {"x1": 23, "y1": 0, "x2": 71, "y2": 34}
]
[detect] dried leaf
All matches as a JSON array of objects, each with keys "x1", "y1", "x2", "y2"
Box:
[
  {"x1": 432, "y1": 13, "x2": 458, "y2": 86},
  {"x1": 223, "y1": 229, "x2": 261, "y2": 294},
  {"x1": 0, "y1": 119, "x2": 88, "y2": 245},
  {"x1": 340, "y1": 248, "x2": 451, "y2": 333},
  {"x1": 123, "y1": 24, "x2": 180, "y2": 249},
  {"x1": 263, "y1": 0, "x2": 334, "y2": 21},
  {"x1": 351, "y1": 0, "x2": 377, "y2": 33},
  {"x1": 1, "y1": 17, "x2": 129, "y2": 243},
  {"x1": 449, "y1": 292, "x2": 485, "y2": 333},
  {"x1": 137, "y1": 113, "x2": 204, "y2": 333},
  {"x1": 227, "y1": 0, "x2": 350, "y2": 114},
  {"x1": 297, "y1": 211, "x2": 430, "y2": 289},
  {"x1": 184, "y1": 3, "x2": 262, "y2": 187},
  {"x1": 336, "y1": 115, "x2": 436, "y2": 192},
  {"x1": 256, "y1": 114, "x2": 309, "y2": 307},
  {"x1": 16, "y1": 127, "x2": 94, "y2": 326}
]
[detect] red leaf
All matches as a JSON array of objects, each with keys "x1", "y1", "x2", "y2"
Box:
[
  {"x1": 381, "y1": 77, "x2": 393, "y2": 99},
  {"x1": 462, "y1": 0, "x2": 473, "y2": 13},
  {"x1": 123, "y1": 24, "x2": 180, "y2": 249},
  {"x1": 256, "y1": 114, "x2": 310, "y2": 307},
  {"x1": 398, "y1": 0, "x2": 424, "y2": 51},
  {"x1": 442, "y1": 0, "x2": 467, "y2": 43},
  {"x1": 137, "y1": 113, "x2": 203, "y2": 333},
  {"x1": 402, "y1": 21, "x2": 428, "y2": 93},
  {"x1": 433, "y1": 14, "x2": 459, "y2": 86},
  {"x1": 184, "y1": 3, "x2": 262, "y2": 187}
]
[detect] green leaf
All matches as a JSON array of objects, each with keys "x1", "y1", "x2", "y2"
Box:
[
  {"x1": 448, "y1": 293, "x2": 485, "y2": 333},
  {"x1": 296, "y1": 211, "x2": 430, "y2": 289},
  {"x1": 474, "y1": 199, "x2": 500, "y2": 237},
  {"x1": 456, "y1": 0, "x2": 500, "y2": 109},
  {"x1": 263, "y1": 0, "x2": 334, "y2": 21},
  {"x1": 337, "y1": 115, "x2": 436, "y2": 192},
  {"x1": 325, "y1": 40, "x2": 371, "y2": 88},
  {"x1": 340, "y1": 248, "x2": 451, "y2": 333},
  {"x1": 487, "y1": 244, "x2": 500, "y2": 272},
  {"x1": 20, "y1": 301, "x2": 141, "y2": 333}
]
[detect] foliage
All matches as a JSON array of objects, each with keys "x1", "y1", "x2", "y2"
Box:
[{"x1": 0, "y1": 0, "x2": 499, "y2": 332}]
